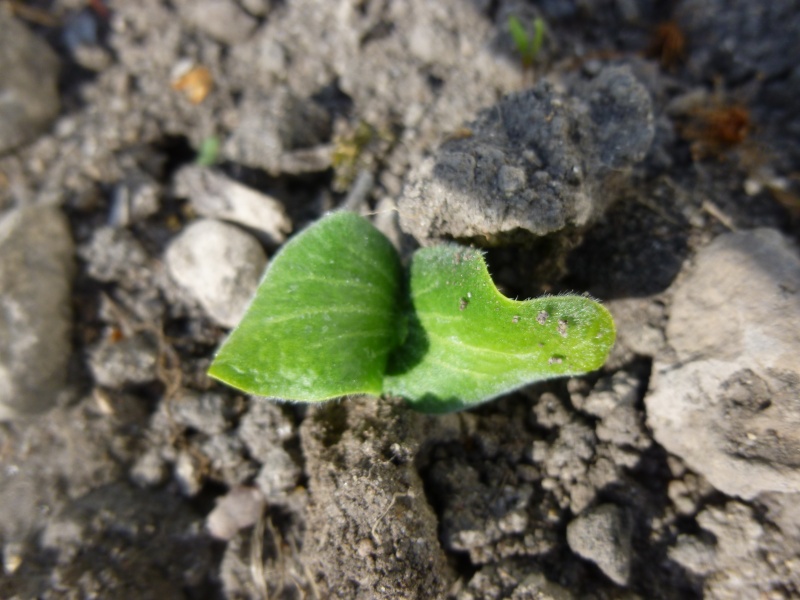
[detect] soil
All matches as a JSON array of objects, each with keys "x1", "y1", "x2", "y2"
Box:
[{"x1": 1, "y1": 1, "x2": 799, "y2": 599}]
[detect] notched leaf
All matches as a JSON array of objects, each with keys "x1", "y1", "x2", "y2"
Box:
[{"x1": 383, "y1": 244, "x2": 615, "y2": 413}]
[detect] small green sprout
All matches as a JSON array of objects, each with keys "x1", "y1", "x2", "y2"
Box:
[
  {"x1": 208, "y1": 212, "x2": 615, "y2": 413},
  {"x1": 196, "y1": 135, "x2": 220, "y2": 167},
  {"x1": 508, "y1": 15, "x2": 546, "y2": 68}
]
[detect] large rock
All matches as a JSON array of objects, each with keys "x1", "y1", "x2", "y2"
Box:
[
  {"x1": 0, "y1": 13, "x2": 60, "y2": 153},
  {"x1": 645, "y1": 229, "x2": 800, "y2": 499},
  {"x1": 0, "y1": 206, "x2": 74, "y2": 419},
  {"x1": 398, "y1": 66, "x2": 654, "y2": 244},
  {"x1": 165, "y1": 219, "x2": 267, "y2": 328}
]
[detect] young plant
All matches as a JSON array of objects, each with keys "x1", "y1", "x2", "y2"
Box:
[
  {"x1": 208, "y1": 212, "x2": 615, "y2": 413},
  {"x1": 196, "y1": 135, "x2": 221, "y2": 167},
  {"x1": 508, "y1": 15, "x2": 546, "y2": 68}
]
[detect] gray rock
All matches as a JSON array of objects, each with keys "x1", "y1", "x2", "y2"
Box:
[
  {"x1": 177, "y1": 0, "x2": 258, "y2": 45},
  {"x1": 89, "y1": 332, "x2": 159, "y2": 388},
  {"x1": 567, "y1": 504, "x2": 632, "y2": 586},
  {"x1": 535, "y1": 421, "x2": 597, "y2": 505},
  {"x1": 578, "y1": 372, "x2": 650, "y2": 452},
  {"x1": 458, "y1": 564, "x2": 576, "y2": 600},
  {"x1": 165, "y1": 219, "x2": 267, "y2": 328},
  {"x1": 510, "y1": 573, "x2": 575, "y2": 600},
  {"x1": 573, "y1": 372, "x2": 636, "y2": 419},
  {"x1": 199, "y1": 432, "x2": 258, "y2": 485},
  {"x1": 239, "y1": 0, "x2": 273, "y2": 17},
  {"x1": 398, "y1": 66, "x2": 654, "y2": 244},
  {"x1": 254, "y1": 446, "x2": 301, "y2": 500},
  {"x1": 130, "y1": 449, "x2": 169, "y2": 487},
  {"x1": 238, "y1": 399, "x2": 295, "y2": 462},
  {"x1": 0, "y1": 206, "x2": 74, "y2": 419},
  {"x1": 174, "y1": 165, "x2": 291, "y2": 245},
  {"x1": 169, "y1": 390, "x2": 236, "y2": 435},
  {"x1": 109, "y1": 175, "x2": 161, "y2": 227},
  {"x1": 72, "y1": 44, "x2": 112, "y2": 72},
  {"x1": 80, "y1": 226, "x2": 151, "y2": 286},
  {"x1": 604, "y1": 297, "x2": 667, "y2": 369},
  {"x1": 529, "y1": 389, "x2": 627, "y2": 517},
  {"x1": 761, "y1": 492, "x2": 800, "y2": 541},
  {"x1": 0, "y1": 13, "x2": 60, "y2": 153},
  {"x1": 237, "y1": 400, "x2": 301, "y2": 500},
  {"x1": 645, "y1": 229, "x2": 800, "y2": 499},
  {"x1": 224, "y1": 88, "x2": 332, "y2": 176},
  {"x1": 206, "y1": 486, "x2": 265, "y2": 540},
  {"x1": 532, "y1": 392, "x2": 572, "y2": 429}
]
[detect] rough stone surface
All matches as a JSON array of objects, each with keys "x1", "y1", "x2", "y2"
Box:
[
  {"x1": 165, "y1": 218, "x2": 267, "y2": 328},
  {"x1": 646, "y1": 228, "x2": 800, "y2": 499},
  {"x1": 199, "y1": 432, "x2": 258, "y2": 485},
  {"x1": 80, "y1": 226, "x2": 151, "y2": 287},
  {"x1": 237, "y1": 399, "x2": 301, "y2": 501},
  {"x1": 168, "y1": 390, "x2": 237, "y2": 435},
  {"x1": 0, "y1": 206, "x2": 74, "y2": 419},
  {"x1": 577, "y1": 371, "x2": 651, "y2": 454},
  {"x1": 88, "y1": 332, "x2": 159, "y2": 388},
  {"x1": 566, "y1": 504, "x2": 632, "y2": 586},
  {"x1": 669, "y1": 500, "x2": 800, "y2": 598},
  {"x1": 398, "y1": 66, "x2": 654, "y2": 244},
  {"x1": 174, "y1": 165, "x2": 292, "y2": 245},
  {"x1": 238, "y1": 399, "x2": 296, "y2": 461},
  {"x1": 457, "y1": 563, "x2": 576, "y2": 600},
  {"x1": 176, "y1": 0, "x2": 258, "y2": 45},
  {"x1": 604, "y1": 297, "x2": 667, "y2": 369},
  {"x1": 254, "y1": 446, "x2": 301, "y2": 501},
  {"x1": 0, "y1": 13, "x2": 61, "y2": 154}
]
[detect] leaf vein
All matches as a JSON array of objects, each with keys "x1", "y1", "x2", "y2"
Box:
[{"x1": 257, "y1": 306, "x2": 389, "y2": 326}]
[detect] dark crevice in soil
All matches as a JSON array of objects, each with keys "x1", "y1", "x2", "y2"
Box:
[
  {"x1": 311, "y1": 80, "x2": 355, "y2": 119},
  {"x1": 565, "y1": 197, "x2": 691, "y2": 298},
  {"x1": 151, "y1": 135, "x2": 197, "y2": 181}
]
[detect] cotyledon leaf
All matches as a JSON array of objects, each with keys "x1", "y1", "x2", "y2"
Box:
[
  {"x1": 208, "y1": 212, "x2": 616, "y2": 413},
  {"x1": 383, "y1": 245, "x2": 616, "y2": 413},
  {"x1": 208, "y1": 211, "x2": 403, "y2": 400}
]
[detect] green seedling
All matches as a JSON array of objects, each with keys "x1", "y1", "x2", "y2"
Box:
[
  {"x1": 508, "y1": 15, "x2": 546, "y2": 68},
  {"x1": 196, "y1": 135, "x2": 220, "y2": 167},
  {"x1": 208, "y1": 212, "x2": 615, "y2": 413}
]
